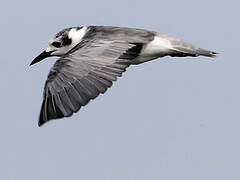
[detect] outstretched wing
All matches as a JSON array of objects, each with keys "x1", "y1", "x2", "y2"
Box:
[{"x1": 38, "y1": 27, "x2": 154, "y2": 126}]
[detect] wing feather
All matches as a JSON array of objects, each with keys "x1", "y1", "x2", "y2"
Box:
[{"x1": 38, "y1": 27, "x2": 155, "y2": 126}]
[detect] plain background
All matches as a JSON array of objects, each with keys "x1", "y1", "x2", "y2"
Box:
[{"x1": 1, "y1": 0, "x2": 239, "y2": 179}]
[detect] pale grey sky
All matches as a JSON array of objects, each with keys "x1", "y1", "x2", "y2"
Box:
[{"x1": 0, "y1": 0, "x2": 239, "y2": 179}]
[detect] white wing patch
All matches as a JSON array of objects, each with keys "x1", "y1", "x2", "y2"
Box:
[
  {"x1": 133, "y1": 35, "x2": 173, "y2": 64},
  {"x1": 143, "y1": 36, "x2": 172, "y2": 55},
  {"x1": 68, "y1": 26, "x2": 88, "y2": 48}
]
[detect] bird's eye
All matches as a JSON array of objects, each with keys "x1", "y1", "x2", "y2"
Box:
[{"x1": 51, "y1": 42, "x2": 61, "y2": 48}]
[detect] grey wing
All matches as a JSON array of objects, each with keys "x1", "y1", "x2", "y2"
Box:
[{"x1": 38, "y1": 39, "x2": 144, "y2": 126}]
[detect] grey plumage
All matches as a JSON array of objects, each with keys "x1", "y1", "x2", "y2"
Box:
[
  {"x1": 39, "y1": 27, "x2": 155, "y2": 126},
  {"x1": 31, "y1": 26, "x2": 217, "y2": 126}
]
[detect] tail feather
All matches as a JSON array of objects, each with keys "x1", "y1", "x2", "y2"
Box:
[
  {"x1": 194, "y1": 48, "x2": 218, "y2": 57},
  {"x1": 157, "y1": 33, "x2": 218, "y2": 58},
  {"x1": 170, "y1": 46, "x2": 218, "y2": 58}
]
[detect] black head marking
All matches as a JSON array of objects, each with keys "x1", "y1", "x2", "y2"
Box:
[
  {"x1": 51, "y1": 41, "x2": 61, "y2": 48},
  {"x1": 55, "y1": 28, "x2": 71, "y2": 38},
  {"x1": 62, "y1": 36, "x2": 72, "y2": 46},
  {"x1": 51, "y1": 35, "x2": 72, "y2": 48}
]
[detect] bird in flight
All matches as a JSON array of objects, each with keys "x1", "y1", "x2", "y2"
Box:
[{"x1": 30, "y1": 26, "x2": 217, "y2": 126}]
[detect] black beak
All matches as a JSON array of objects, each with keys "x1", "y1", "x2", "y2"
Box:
[{"x1": 30, "y1": 50, "x2": 52, "y2": 66}]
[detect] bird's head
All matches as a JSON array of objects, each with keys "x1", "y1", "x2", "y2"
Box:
[{"x1": 30, "y1": 26, "x2": 87, "y2": 66}]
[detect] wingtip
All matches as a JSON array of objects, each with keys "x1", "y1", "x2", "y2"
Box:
[
  {"x1": 38, "y1": 106, "x2": 48, "y2": 127},
  {"x1": 38, "y1": 120, "x2": 45, "y2": 127}
]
